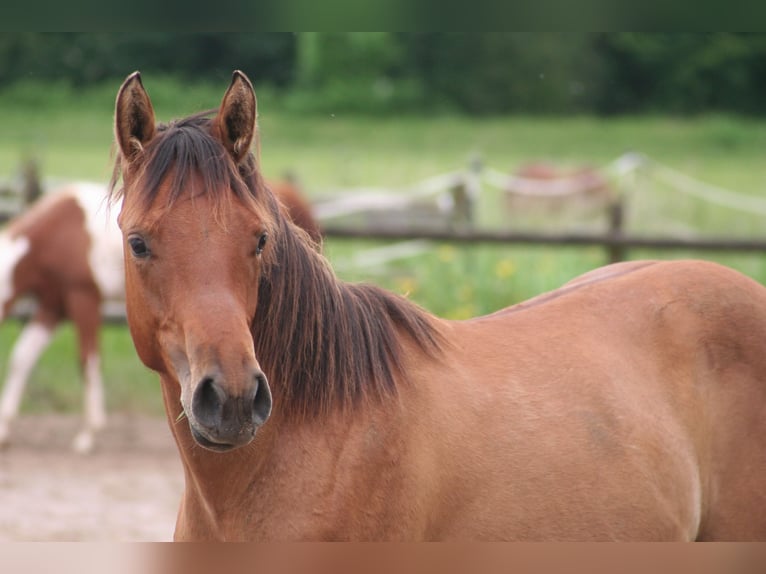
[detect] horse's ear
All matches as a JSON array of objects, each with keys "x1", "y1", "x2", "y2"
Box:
[
  {"x1": 215, "y1": 70, "x2": 257, "y2": 164},
  {"x1": 114, "y1": 71, "x2": 156, "y2": 161}
]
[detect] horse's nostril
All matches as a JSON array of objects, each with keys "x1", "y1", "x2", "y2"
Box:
[
  {"x1": 191, "y1": 372, "x2": 270, "y2": 436},
  {"x1": 255, "y1": 372, "x2": 267, "y2": 389},
  {"x1": 252, "y1": 371, "x2": 272, "y2": 426},
  {"x1": 192, "y1": 376, "x2": 225, "y2": 428}
]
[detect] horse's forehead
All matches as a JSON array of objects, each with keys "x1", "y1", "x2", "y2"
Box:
[
  {"x1": 121, "y1": 188, "x2": 258, "y2": 236},
  {"x1": 118, "y1": 194, "x2": 165, "y2": 231}
]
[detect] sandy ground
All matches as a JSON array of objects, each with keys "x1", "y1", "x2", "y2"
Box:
[{"x1": 0, "y1": 413, "x2": 183, "y2": 541}]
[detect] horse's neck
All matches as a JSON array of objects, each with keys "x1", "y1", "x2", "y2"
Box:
[
  {"x1": 160, "y1": 372, "x2": 434, "y2": 540},
  {"x1": 160, "y1": 376, "x2": 258, "y2": 536}
]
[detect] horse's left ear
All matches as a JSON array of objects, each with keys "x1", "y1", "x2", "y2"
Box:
[
  {"x1": 215, "y1": 70, "x2": 257, "y2": 164},
  {"x1": 114, "y1": 71, "x2": 156, "y2": 161}
]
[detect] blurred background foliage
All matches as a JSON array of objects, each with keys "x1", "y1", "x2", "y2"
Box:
[
  {"x1": 3, "y1": 32, "x2": 766, "y2": 116},
  {"x1": 3, "y1": 33, "x2": 766, "y2": 415}
]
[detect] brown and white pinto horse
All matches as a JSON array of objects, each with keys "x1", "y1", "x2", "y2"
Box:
[
  {"x1": 112, "y1": 71, "x2": 766, "y2": 541},
  {"x1": 0, "y1": 183, "x2": 122, "y2": 452}
]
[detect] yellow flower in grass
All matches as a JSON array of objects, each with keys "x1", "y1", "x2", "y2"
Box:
[
  {"x1": 494, "y1": 258, "x2": 516, "y2": 279},
  {"x1": 438, "y1": 245, "x2": 457, "y2": 263},
  {"x1": 396, "y1": 276, "x2": 418, "y2": 298}
]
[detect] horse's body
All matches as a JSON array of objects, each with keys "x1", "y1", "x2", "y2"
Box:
[
  {"x1": 506, "y1": 162, "x2": 615, "y2": 218},
  {"x1": 512, "y1": 162, "x2": 612, "y2": 195},
  {"x1": 112, "y1": 71, "x2": 766, "y2": 541},
  {"x1": 0, "y1": 182, "x2": 122, "y2": 452}
]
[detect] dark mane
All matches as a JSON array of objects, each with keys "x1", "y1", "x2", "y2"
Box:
[
  {"x1": 110, "y1": 112, "x2": 445, "y2": 420},
  {"x1": 110, "y1": 111, "x2": 265, "y2": 215},
  {"x1": 255, "y1": 203, "x2": 445, "y2": 420}
]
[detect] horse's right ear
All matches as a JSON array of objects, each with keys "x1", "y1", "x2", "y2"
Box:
[{"x1": 114, "y1": 71, "x2": 156, "y2": 161}]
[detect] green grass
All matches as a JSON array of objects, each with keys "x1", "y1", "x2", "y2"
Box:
[{"x1": 2, "y1": 80, "x2": 766, "y2": 415}]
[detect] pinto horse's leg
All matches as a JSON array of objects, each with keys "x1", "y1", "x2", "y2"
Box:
[
  {"x1": 0, "y1": 316, "x2": 56, "y2": 447},
  {"x1": 66, "y1": 288, "x2": 106, "y2": 454},
  {"x1": 71, "y1": 351, "x2": 106, "y2": 454}
]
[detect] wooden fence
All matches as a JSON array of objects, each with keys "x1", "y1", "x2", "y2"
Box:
[
  {"x1": 317, "y1": 152, "x2": 766, "y2": 266},
  {"x1": 4, "y1": 153, "x2": 766, "y2": 322},
  {"x1": 322, "y1": 222, "x2": 766, "y2": 259}
]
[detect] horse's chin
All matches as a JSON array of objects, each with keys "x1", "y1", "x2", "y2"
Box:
[{"x1": 189, "y1": 424, "x2": 253, "y2": 453}]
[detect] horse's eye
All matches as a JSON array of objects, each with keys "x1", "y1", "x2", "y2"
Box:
[
  {"x1": 128, "y1": 235, "x2": 150, "y2": 259},
  {"x1": 255, "y1": 233, "x2": 268, "y2": 256}
]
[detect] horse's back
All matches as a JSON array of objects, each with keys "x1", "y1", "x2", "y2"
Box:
[
  {"x1": 20, "y1": 182, "x2": 123, "y2": 300},
  {"x1": 62, "y1": 183, "x2": 124, "y2": 299},
  {"x1": 418, "y1": 260, "x2": 766, "y2": 540}
]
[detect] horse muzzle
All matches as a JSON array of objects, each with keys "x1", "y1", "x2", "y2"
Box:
[{"x1": 186, "y1": 368, "x2": 272, "y2": 452}]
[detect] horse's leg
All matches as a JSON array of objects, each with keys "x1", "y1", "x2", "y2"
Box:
[
  {"x1": 0, "y1": 310, "x2": 57, "y2": 447},
  {"x1": 66, "y1": 288, "x2": 106, "y2": 454}
]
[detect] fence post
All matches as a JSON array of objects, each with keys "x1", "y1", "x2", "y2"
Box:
[
  {"x1": 22, "y1": 157, "x2": 42, "y2": 205},
  {"x1": 449, "y1": 155, "x2": 482, "y2": 229},
  {"x1": 607, "y1": 197, "x2": 626, "y2": 264}
]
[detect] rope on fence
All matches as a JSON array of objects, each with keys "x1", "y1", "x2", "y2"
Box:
[
  {"x1": 333, "y1": 239, "x2": 433, "y2": 273},
  {"x1": 483, "y1": 151, "x2": 766, "y2": 218},
  {"x1": 482, "y1": 152, "x2": 646, "y2": 197},
  {"x1": 314, "y1": 169, "x2": 476, "y2": 273},
  {"x1": 647, "y1": 159, "x2": 766, "y2": 216},
  {"x1": 483, "y1": 168, "x2": 606, "y2": 197},
  {"x1": 313, "y1": 170, "x2": 465, "y2": 220}
]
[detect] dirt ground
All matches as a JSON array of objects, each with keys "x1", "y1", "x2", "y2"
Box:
[{"x1": 0, "y1": 413, "x2": 183, "y2": 541}]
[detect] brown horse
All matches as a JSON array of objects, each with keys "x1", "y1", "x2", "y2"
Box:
[
  {"x1": 112, "y1": 70, "x2": 766, "y2": 541},
  {"x1": 0, "y1": 182, "x2": 122, "y2": 453}
]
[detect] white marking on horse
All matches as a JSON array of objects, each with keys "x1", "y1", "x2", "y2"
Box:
[
  {"x1": 72, "y1": 353, "x2": 107, "y2": 454},
  {"x1": 84, "y1": 353, "x2": 106, "y2": 429},
  {"x1": 69, "y1": 183, "x2": 125, "y2": 300},
  {"x1": 0, "y1": 233, "x2": 30, "y2": 319},
  {"x1": 0, "y1": 321, "x2": 54, "y2": 446}
]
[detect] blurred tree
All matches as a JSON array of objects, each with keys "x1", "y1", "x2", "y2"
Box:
[
  {"x1": 295, "y1": 32, "x2": 324, "y2": 89},
  {"x1": 2, "y1": 33, "x2": 766, "y2": 115},
  {"x1": 595, "y1": 33, "x2": 766, "y2": 115},
  {"x1": 289, "y1": 32, "x2": 425, "y2": 114},
  {"x1": 402, "y1": 33, "x2": 605, "y2": 114},
  {"x1": 0, "y1": 33, "x2": 295, "y2": 87}
]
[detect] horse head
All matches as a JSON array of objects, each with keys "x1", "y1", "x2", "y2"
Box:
[{"x1": 113, "y1": 71, "x2": 273, "y2": 452}]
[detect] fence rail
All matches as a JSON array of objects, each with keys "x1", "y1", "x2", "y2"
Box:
[
  {"x1": 322, "y1": 224, "x2": 766, "y2": 253},
  {"x1": 318, "y1": 151, "x2": 766, "y2": 263}
]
